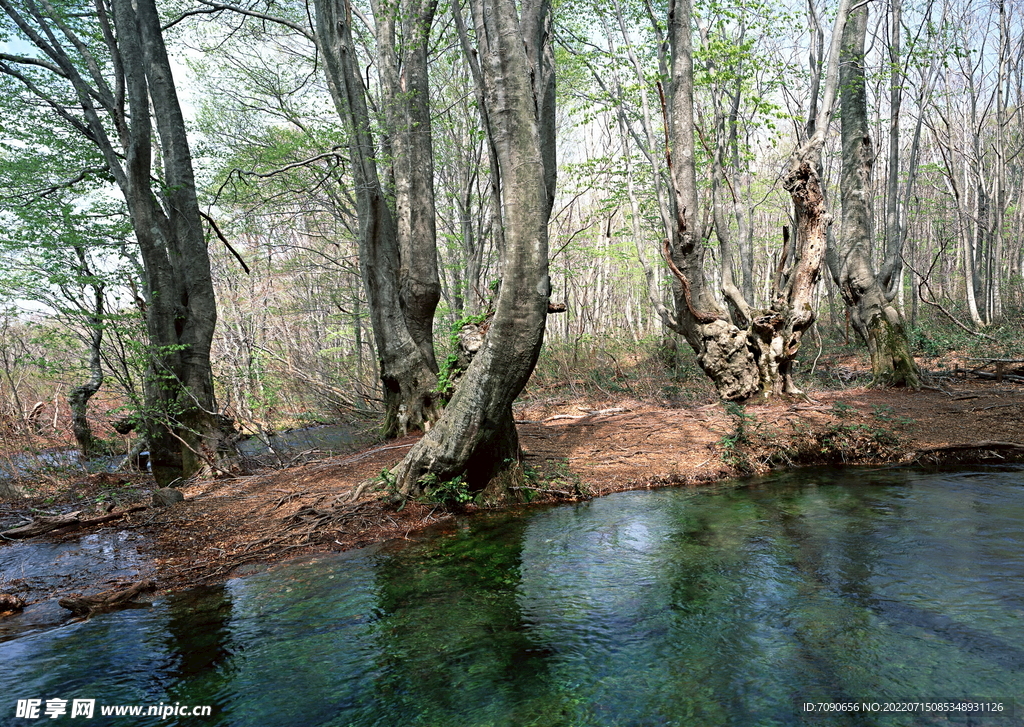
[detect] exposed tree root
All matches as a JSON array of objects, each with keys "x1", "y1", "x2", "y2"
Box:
[
  {"x1": 0, "y1": 593, "x2": 26, "y2": 615},
  {"x1": 914, "y1": 441, "x2": 1024, "y2": 456}
]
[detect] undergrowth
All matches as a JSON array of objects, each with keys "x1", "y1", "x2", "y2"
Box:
[{"x1": 520, "y1": 335, "x2": 715, "y2": 410}]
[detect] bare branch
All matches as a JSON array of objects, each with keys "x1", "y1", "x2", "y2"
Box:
[
  {"x1": 167, "y1": 1, "x2": 314, "y2": 40},
  {"x1": 199, "y1": 211, "x2": 251, "y2": 274},
  {"x1": 0, "y1": 52, "x2": 66, "y2": 76}
]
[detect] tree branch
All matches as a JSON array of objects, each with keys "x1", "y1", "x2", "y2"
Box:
[
  {"x1": 1, "y1": 166, "x2": 111, "y2": 202},
  {"x1": 199, "y1": 211, "x2": 250, "y2": 274},
  {"x1": 168, "y1": 0, "x2": 314, "y2": 40}
]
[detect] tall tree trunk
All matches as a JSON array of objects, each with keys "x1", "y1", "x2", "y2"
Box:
[
  {"x1": 880, "y1": 0, "x2": 903, "y2": 299},
  {"x1": 389, "y1": 0, "x2": 555, "y2": 500},
  {"x1": 661, "y1": 0, "x2": 760, "y2": 401},
  {"x1": 314, "y1": 0, "x2": 442, "y2": 438},
  {"x1": 376, "y1": 0, "x2": 443, "y2": 363},
  {"x1": 827, "y1": 5, "x2": 920, "y2": 387},
  {"x1": 113, "y1": 0, "x2": 234, "y2": 484},
  {"x1": 0, "y1": 0, "x2": 236, "y2": 486},
  {"x1": 989, "y1": 0, "x2": 1008, "y2": 323}
]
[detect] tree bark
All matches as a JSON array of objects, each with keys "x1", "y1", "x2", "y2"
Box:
[
  {"x1": 828, "y1": 4, "x2": 920, "y2": 388},
  {"x1": 313, "y1": 0, "x2": 443, "y2": 438},
  {"x1": 766, "y1": 0, "x2": 852, "y2": 396},
  {"x1": 113, "y1": 0, "x2": 235, "y2": 484},
  {"x1": 389, "y1": 0, "x2": 555, "y2": 500}
]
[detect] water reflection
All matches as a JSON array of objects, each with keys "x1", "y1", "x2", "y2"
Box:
[{"x1": 1, "y1": 467, "x2": 1022, "y2": 726}]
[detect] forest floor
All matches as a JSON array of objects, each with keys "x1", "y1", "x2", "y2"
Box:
[{"x1": 2, "y1": 372, "x2": 1024, "y2": 609}]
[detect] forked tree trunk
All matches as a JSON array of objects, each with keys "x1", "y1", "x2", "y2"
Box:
[
  {"x1": 828, "y1": 5, "x2": 920, "y2": 388},
  {"x1": 0, "y1": 0, "x2": 235, "y2": 486},
  {"x1": 116, "y1": 0, "x2": 236, "y2": 485},
  {"x1": 389, "y1": 0, "x2": 555, "y2": 500},
  {"x1": 314, "y1": 0, "x2": 443, "y2": 438},
  {"x1": 659, "y1": 0, "x2": 758, "y2": 401}
]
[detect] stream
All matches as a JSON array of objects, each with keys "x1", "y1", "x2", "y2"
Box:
[{"x1": 1, "y1": 466, "x2": 1023, "y2": 726}]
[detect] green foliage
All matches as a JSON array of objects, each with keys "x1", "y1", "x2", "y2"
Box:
[
  {"x1": 433, "y1": 312, "x2": 489, "y2": 397},
  {"x1": 830, "y1": 400, "x2": 855, "y2": 419},
  {"x1": 817, "y1": 421, "x2": 900, "y2": 460},
  {"x1": 871, "y1": 404, "x2": 913, "y2": 427},
  {"x1": 525, "y1": 335, "x2": 714, "y2": 407},
  {"x1": 419, "y1": 473, "x2": 473, "y2": 507},
  {"x1": 375, "y1": 467, "x2": 398, "y2": 491},
  {"x1": 909, "y1": 310, "x2": 1024, "y2": 362},
  {"x1": 512, "y1": 457, "x2": 591, "y2": 502},
  {"x1": 909, "y1": 323, "x2": 969, "y2": 357},
  {"x1": 720, "y1": 402, "x2": 757, "y2": 471}
]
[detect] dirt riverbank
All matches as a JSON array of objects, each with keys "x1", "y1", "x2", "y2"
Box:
[{"x1": 2, "y1": 380, "x2": 1023, "y2": 607}]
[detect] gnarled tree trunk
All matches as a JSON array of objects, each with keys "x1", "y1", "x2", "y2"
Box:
[
  {"x1": 389, "y1": 0, "x2": 555, "y2": 500},
  {"x1": 827, "y1": 4, "x2": 920, "y2": 388},
  {"x1": 651, "y1": 0, "x2": 851, "y2": 402}
]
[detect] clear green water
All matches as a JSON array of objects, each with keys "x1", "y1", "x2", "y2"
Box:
[{"x1": 2, "y1": 467, "x2": 1023, "y2": 726}]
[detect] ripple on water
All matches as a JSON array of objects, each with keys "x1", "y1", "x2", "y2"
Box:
[
  {"x1": 1, "y1": 467, "x2": 1023, "y2": 727},
  {"x1": 0, "y1": 530, "x2": 151, "y2": 642}
]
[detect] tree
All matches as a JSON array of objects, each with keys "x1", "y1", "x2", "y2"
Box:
[
  {"x1": 0, "y1": 0, "x2": 233, "y2": 485},
  {"x1": 1, "y1": 132, "x2": 120, "y2": 457},
  {"x1": 826, "y1": 2, "x2": 920, "y2": 387},
  {"x1": 642, "y1": 0, "x2": 853, "y2": 400},
  {"x1": 556, "y1": 0, "x2": 852, "y2": 401},
  {"x1": 388, "y1": 0, "x2": 556, "y2": 498},
  {"x1": 313, "y1": 0, "x2": 444, "y2": 438},
  {"x1": 0, "y1": 193, "x2": 129, "y2": 457}
]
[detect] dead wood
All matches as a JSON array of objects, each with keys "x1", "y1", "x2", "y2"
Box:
[
  {"x1": 0, "y1": 506, "x2": 148, "y2": 539},
  {"x1": 2, "y1": 511, "x2": 84, "y2": 538},
  {"x1": 58, "y1": 579, "x2": 156, "y2": 618},
  {"x1": 954, "y1": 369, "x2": 1024, "y2": 383}
]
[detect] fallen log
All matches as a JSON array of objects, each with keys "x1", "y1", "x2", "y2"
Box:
[
  {"x1": 1, "y1": 511, "x2": 83, "y2": 538},
  {"x1": 953, "y1": 368, "x2": 1024, "y2": 383},
  {"x1": 58, "y1": 579, "x2": 156, "y2": 618},
  {"x1": 0, "y1": 506, "x2": 148, "y2": 539}
]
